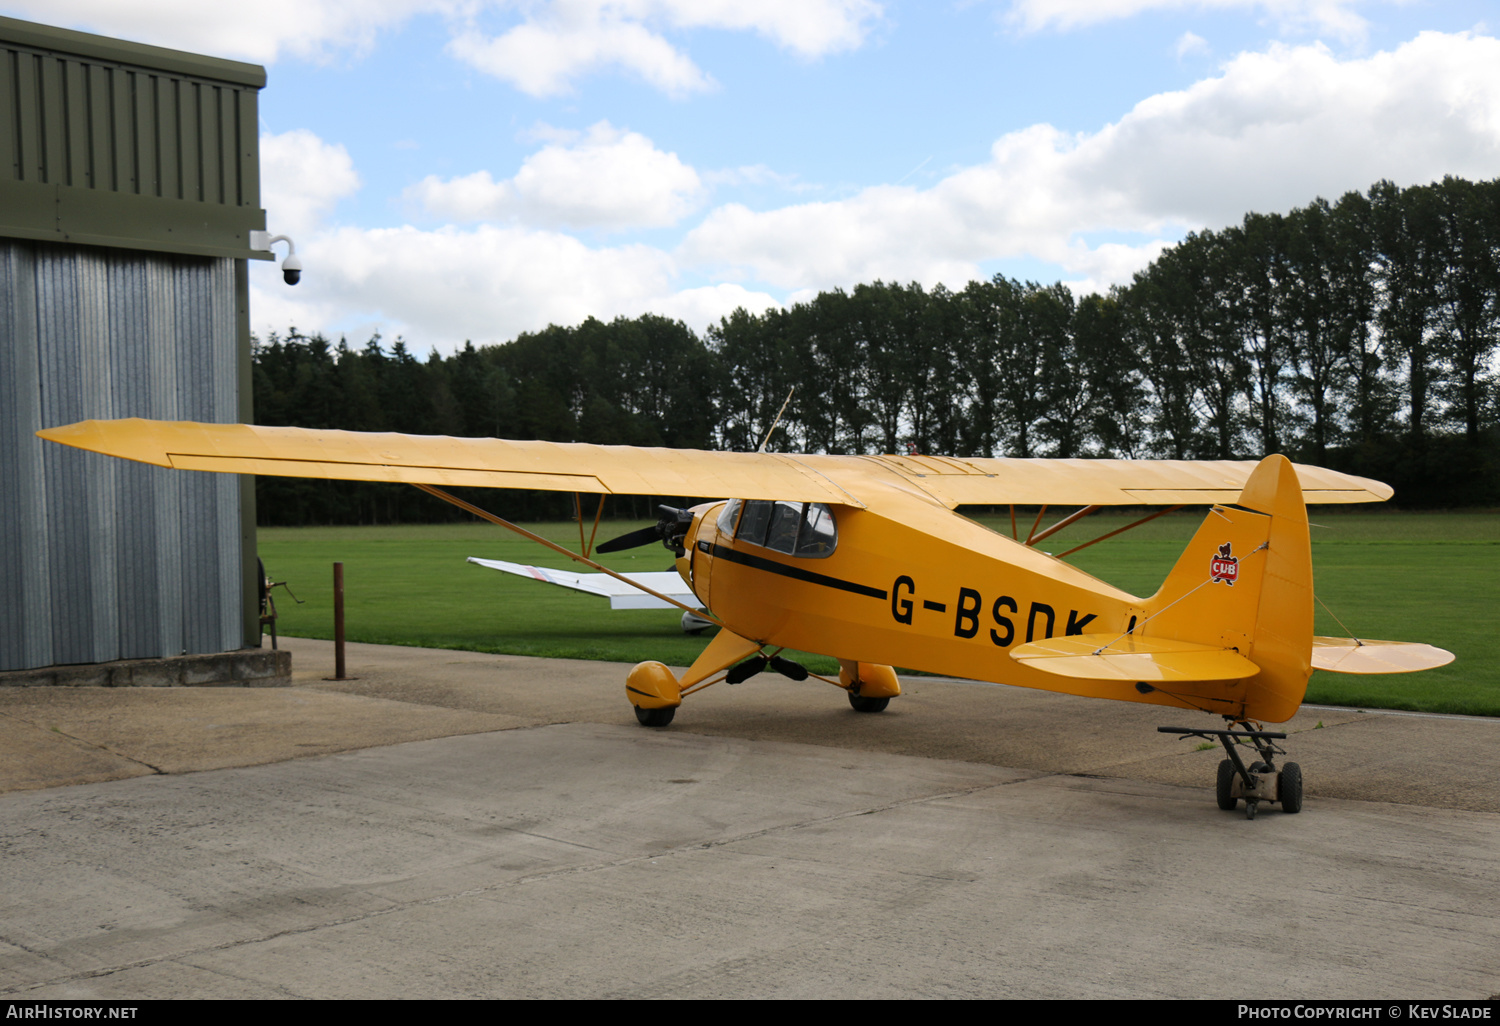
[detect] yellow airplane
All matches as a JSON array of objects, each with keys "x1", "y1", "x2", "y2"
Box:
[{"x1": 39, "y1": 419, "x2": 1453, "y2": 818}]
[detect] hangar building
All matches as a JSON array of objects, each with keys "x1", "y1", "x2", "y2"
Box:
[{"x1": 0, "y1": 16, "x2": 270, "y2": 675}]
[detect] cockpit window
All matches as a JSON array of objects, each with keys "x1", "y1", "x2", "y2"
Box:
[
  {"x1": 736, "y1": 499, "x2": 773, "y2": 547},
  {"x1": 766, "y1": 501, "x2": 802, "y2": 553},
  {"x1": 732, "y1": 500, "x2": 837, "y2": 558},
  {"x1": 797, "y1": 502, "x2": 837, "y2": 556}
]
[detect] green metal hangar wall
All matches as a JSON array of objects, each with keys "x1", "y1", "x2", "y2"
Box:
[{"x1": 0, "y1": 16, "x2": 268, "y2": 672}]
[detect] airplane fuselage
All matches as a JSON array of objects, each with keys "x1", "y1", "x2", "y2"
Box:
[{"x1": 673, "y1": 485, "x2": 1244, "y2": 713}]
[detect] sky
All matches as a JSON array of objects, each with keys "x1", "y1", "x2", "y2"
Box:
[{"x1": 6, "y1": 1, "x2": 1499, "y2": 354}]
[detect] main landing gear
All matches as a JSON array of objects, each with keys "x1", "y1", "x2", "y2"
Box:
[
  {"x1": 1159, "y1": 722, "x2": 1303, "y2": 819},
  {"x1": 623, "y1": 635, "x2": 904, "y2": 728}
]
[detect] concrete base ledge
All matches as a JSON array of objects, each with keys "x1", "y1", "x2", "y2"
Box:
[{"x1": 0, "y1": 648, "x2": 292, "y2": 688}]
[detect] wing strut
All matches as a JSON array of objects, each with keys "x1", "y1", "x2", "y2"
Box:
[
  {"x1": 573, "y1": 491, "x2": 607, "y2": 558},
  {"x1": 1018, "y1": 503, "x2": 1186, "y2": 556},
  {"x1": 1027, "y1": 504, "x2": 1100, "y2": 547},
  {"x1": 414, "y1": 483, "x2": 725, "y2": 629},
  {"x1": 1024, "y1": 505, "x2": 1048, "y2": 545},
  {"x1": 1055, "y1": 505, "x2": 1183, "y2": 559}
]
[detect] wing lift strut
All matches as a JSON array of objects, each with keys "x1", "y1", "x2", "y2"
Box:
[
  {"x1": 1158, "y1": 723, "x2": 1301, "y2": 820},
  {"x1": 1009, "y1": 503, "x2": 1185, "y2": 557}
]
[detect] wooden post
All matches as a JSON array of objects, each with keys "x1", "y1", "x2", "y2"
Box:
[{"x1": 333, "y1": 561, "x2": 346, "y2": 680}]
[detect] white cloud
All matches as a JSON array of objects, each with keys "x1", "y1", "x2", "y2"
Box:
[
  {"x1": 448, "y1": 16, "x2": 712, "y2": 97},
  {"x1": 251, "y1": 223, "x2": 783, "y2": 348},
  {"x1": 681, "y1": 31, "x2": 1500, "y2": 293},
  {"x1": 407, "y1": 122, "x2": 703, "y2": 229},
  {"x1": 1072, "y1": 32, "x2": 1500, "y2": 224},
  {"x1": 259, "y1": 130, "x2": 361, "y2": 237},
  {"x1": 638, "y1": 0, "x2": 882, "y2": 56},
  {"x1": 651, "y1": 284, "x2": 783, "y2": 330},
  {"x1": 1005, "y1": 0, "x2": 1373, "y2": 43},
  {"x1": 447, "y1": 0, "x2": 883, "y2": 96},
  {"x1": 680, "y1": 192, "x2": 994, "y2": 292},
  {"x1": 702, "y1": 164, "x2": 813, "y2": 192},
  {"x1": 254, "y1": 223, "x2": 687, "y2": 348},
  {"x1": 1176, "y1": 29, "x2": 1210, "y2": 57},
  {"x1": 0, "y1": 0, "x2": 455, "y2": 63},
  {"x1": 249, "y1": 126, "x2": 762, "y2": 348},
  {"x1": 12, "y1": 0, "x2": 879, "y2": 84},
  {"x1": 248, "y1": 279, "x2": 347, "y2": 342},
  {"x1": 315, "y1": 223, "x2": 675, "y2": 342}
]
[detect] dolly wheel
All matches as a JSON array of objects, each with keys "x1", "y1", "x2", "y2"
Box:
[
  {"x1": 1216, "y1": 759, "x2": 1238, "y2": 811},
  {"x1": 635, "y1": 705, "x2": 676, "y2": 728},
  {"x1": 1279, "y1": 762, "x2": 1303, "y2": 814},
  {"x1": 848, "y1": 693, "x2": 889, "y2": 713}
]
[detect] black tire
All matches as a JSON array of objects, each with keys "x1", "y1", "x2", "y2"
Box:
[
  {"x1": 1216, "y1": 759, "x2": 1238, "y2": 811},
  {"x1": 848, "y1": 693, "x2": 889, "y2": 713},
  {"x1": 634, "y1": 705, "x2": 676, "y2": 728},
  {"x1": 1279, "y1": 762, "x2": 1303, "y2": 814}
]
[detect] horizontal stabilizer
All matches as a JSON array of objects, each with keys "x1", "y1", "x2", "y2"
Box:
[
  {"x1": 466, "y1": 557, "x2": 699, "y2": 610},
  {"x1": 1010, "y1": 634, "x2": 1260, "y2": 683},
  {"x1": 1311, "y1": 637, "x2": 1455, "y2": 674}
]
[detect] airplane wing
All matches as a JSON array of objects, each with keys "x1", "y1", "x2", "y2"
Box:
[
  {"x1": 466, "y1": 557, "x2": 699, "y2": 611},
  {"x1": 38, "y1": 419, "x2": 1394, "y2": 508}
]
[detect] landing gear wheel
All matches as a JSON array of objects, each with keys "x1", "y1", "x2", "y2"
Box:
[
  {"x1": 848, "y1": 693, "x2": 890, "y2": 713},
  {"x1": 1279, "y1": 761, "x2": 1303, "y2": 814},
  {"x1": 1245, "y1": 799, "x2": 1258, "y2": 820},
  {"x1": 1216, "y1": 759, "x2": 1238, "y2": 811},
  {"x1": 634, "y1": 705, "x2": 676, "y2": 727}
]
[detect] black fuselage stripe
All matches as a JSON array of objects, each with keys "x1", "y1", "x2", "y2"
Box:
[{"x1": 708, "y1": 543, "x2": 887, "y2": 600}]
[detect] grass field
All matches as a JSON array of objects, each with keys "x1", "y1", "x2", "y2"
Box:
[{"x1": 258, "y1": 508, "x2": 1499, "y2": 716}]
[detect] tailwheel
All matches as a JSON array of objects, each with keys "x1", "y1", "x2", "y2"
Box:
[
  {"x1": 635, "y1": 705, "x2": 676, "y2": 727},
  {"x1": 1278, "y1": 762, "x2": 1303, "y2": 814},
  {"x1": 1216, "y1": 759, "x2": 1238, "y2": 811},
  {"x1": 848, "y1": 693, "x2": 890, "y2": 713},
  {"x1": 1160, "y1": 724, "x2": 1296, "y2": 818}
]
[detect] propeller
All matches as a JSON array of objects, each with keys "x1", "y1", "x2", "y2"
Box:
[{"x1": 595, "y1": 505, "x2": 695, "y2": 556}]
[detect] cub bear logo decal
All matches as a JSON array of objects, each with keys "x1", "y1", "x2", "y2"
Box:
[{"x1": 1210, "y1": 542, "x2": 1239, "y2": 585}]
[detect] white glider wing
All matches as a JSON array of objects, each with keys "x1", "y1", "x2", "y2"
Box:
[{"x1": 466, "y1": 557, "x2": 700, "y2": 611}]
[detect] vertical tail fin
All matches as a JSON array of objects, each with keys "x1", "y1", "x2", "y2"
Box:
[{"x1": 1145, "y1": 455, "x2": 1313, "y2": 722}]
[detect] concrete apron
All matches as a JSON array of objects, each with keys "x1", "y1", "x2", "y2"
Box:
[{"x1": 0, "y1": 636, "x2": 1496, "y2": 998}]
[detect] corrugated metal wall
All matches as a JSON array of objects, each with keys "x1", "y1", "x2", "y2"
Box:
[{"x1": 0, "y1": 237, "x2": 242, "y2": 670}]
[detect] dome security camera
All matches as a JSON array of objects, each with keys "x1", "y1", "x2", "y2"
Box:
[{"x1": 256, "y1": 233, "x2": 303, "y2": 286}]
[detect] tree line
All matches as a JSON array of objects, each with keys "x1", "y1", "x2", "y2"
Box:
[{"x1": 253, "y1": 176, "x2": 1500, "y2": 525}]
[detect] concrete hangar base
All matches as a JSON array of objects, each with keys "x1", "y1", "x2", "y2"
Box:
[{"x1": 0, "y1": 638, "x2": 1496, "y2": 1000}]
